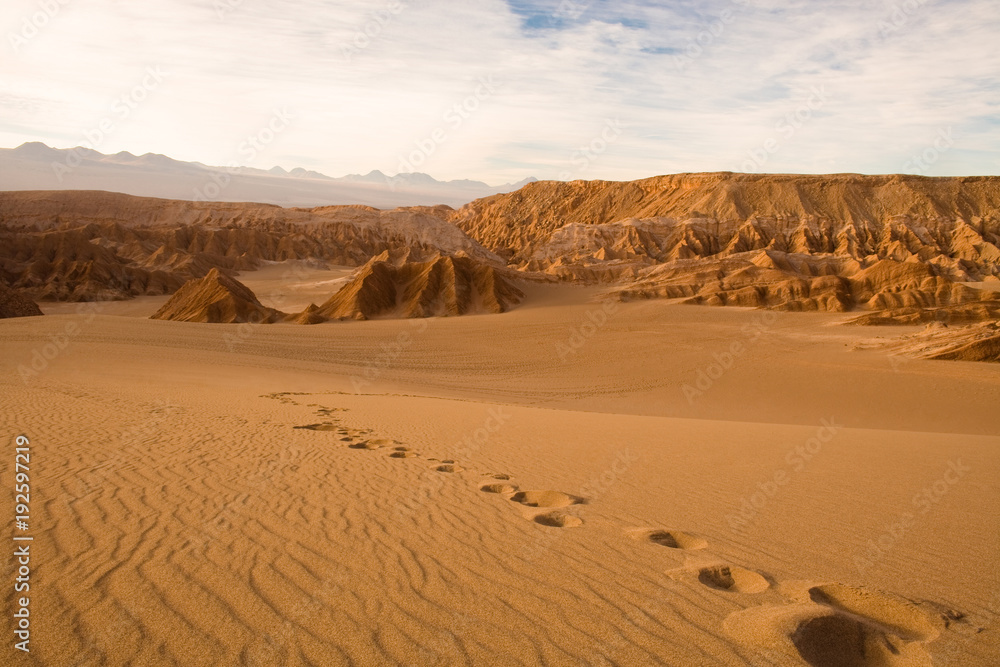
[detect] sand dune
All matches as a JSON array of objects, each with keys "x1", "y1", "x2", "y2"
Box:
[
  {"x1": 1, "y1": 298, "x2": 998, "y2": 665},
  {"x1": 2, "y1": 176, "x2": 999, "y2": 665}
]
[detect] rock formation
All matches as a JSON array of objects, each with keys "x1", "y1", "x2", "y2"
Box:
[
  {"x1": 0, "y1": 282, "x2": 43, "y2": 318},
  {"x1": 150, "y1": 268, "x2": 286, "y2": 324},
  {"x1": 315, "y1": 250, "x2": 523, "y2": 320}
]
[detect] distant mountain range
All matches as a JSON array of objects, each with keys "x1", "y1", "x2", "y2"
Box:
[{"x1": 0, "y1": 142, "x2": 537, "y2": 208}]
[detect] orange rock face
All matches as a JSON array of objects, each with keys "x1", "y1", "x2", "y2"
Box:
[
  {"x1": 316, "y1": 250, "x2": 523, "y2": 320},
  {"x1": 3, "y1": 174, "x2": 999, "y2": 323}
]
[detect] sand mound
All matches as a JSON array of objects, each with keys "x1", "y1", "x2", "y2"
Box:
[
  {"x1": 315, "y1": 251, "x2": 523, "y2": 320},
  {"x1": 0, "y1": 282, "x2": 43, "y2": 318},
  {"x1": 150, "y1": 268, "x2": 287, "y2": 323}
]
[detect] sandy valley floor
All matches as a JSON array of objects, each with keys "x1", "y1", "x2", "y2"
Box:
[{"x1": 2, "y1": 280, "x2": 999, "y2": 666}]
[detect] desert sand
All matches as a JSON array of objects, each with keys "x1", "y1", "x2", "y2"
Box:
[
  {"x1": 2, "y1": 279, "x2": 999, "y2": 666},
  {"x1": 2, "y1": 177, "x2": 1000, "y2": 666}
]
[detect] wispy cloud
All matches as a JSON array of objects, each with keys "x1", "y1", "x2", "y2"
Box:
[{"x1": 1, "y1": 0, "x2": 996, "y2": 183}]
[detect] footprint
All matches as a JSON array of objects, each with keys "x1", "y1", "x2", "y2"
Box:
[
  {"x1": 644, "y1": 530, "x2": 708, "y2": 550},
  {"x1": 349, "y1": 441, "x2": 380, "y2": 450},
  {"x1": 791, "y1": 612, "x2": 925, "y2": 667},
  {"x1": 723, "y1": 583, "x2": 941, "y2": 667},
  {"x1": 481, "y1": 483, "x2": 517, "y2": 494},
  {"x1": 808, "y1": 583, "x2": 938, "y2": 642},
  {"x1": 533, "y1": 511, "x2": 582, "y2": 528},
  {"x1": 510, "y1": 490, "x2": 584, "y2": 508},
  {"x1": 698, "y1": 565, "x2": 769, "y2": 594},
  {"x1": 435, "y1": 464, "x2": 463, "y2": 473},
  {"x1": 491, "y1": 473, "x2": 512, "y2": 480},
  {"x1": 293, "y1": 423, "x2": 338, "y2": 431},
  {"x1": 369, "y1": 438, "x2": 396, "y2": 447},
  {"x1": 390, "y1": 451, "x2": 418, "y2": 459}
]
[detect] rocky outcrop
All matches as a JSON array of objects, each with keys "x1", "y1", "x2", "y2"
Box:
[
  {"x1": 316, "y1": 251, "x2": 524, "y2": 320},
  {"x1": 0, "y1": 191, "x2": 499, "y2": 301},
  {"x1": 856, "y1": 321, "x2": 1000, "y2": 362},
  {"x1": 150, "y1": 268, "x2": 286, "y2": 323},
  {"x1": 0, "y1": 282, "x2": 43, "y2": 318},
  {"x1": 451, "y1": 174, "x2": 1000, "y2": 270}
]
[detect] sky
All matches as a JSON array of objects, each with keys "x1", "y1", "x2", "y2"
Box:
[{"x1": 1, "y1": 0, "x2": 998, "y2": 184}]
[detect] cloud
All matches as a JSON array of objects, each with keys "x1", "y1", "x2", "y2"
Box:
[{"x1": 0, "y1": 0, "x2": 996, "y2": 183}]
